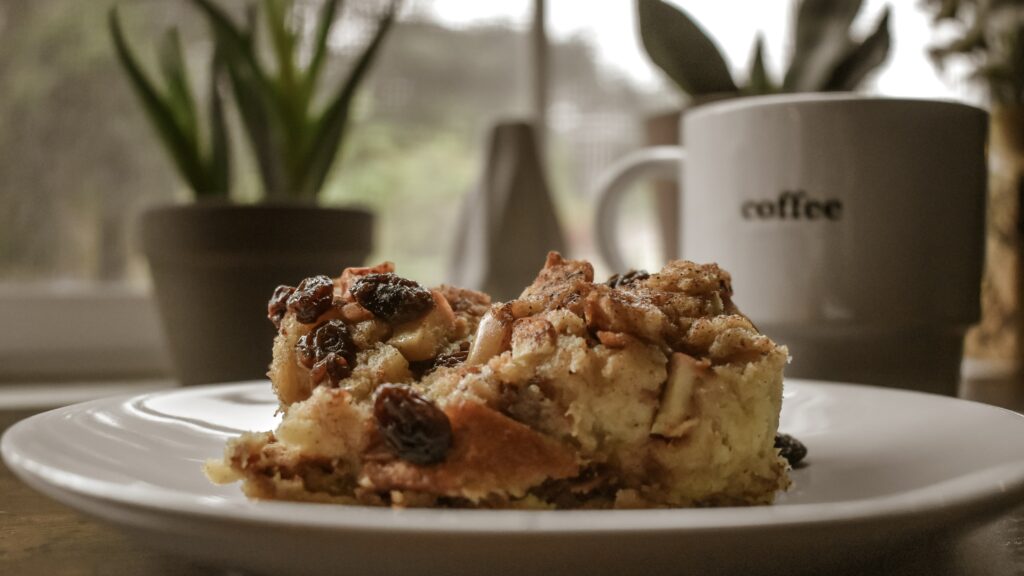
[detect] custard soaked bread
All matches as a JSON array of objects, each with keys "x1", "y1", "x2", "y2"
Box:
[{"x1": 206, "y1": 253, "x2": 791, "y2": 508}]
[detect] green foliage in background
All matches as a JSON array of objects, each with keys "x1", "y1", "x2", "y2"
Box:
[
  {"x1": 926, "y1": 0, "x2": 1024, "y2": 104},
  {"x1": 638, "y1": 0, "x2": 891, "y2": 97},
  {"x1": 109, "y1": 0, "x2": 400, "y2": 200},
  {"x1": 110, "y1": 11, "x2": 229, "y2": 197}
]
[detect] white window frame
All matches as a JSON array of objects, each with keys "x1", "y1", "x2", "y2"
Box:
[{"x1": 0, "y1": 282, "x2": 170, "y2": 382}]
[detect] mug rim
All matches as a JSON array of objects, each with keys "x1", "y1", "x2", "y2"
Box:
[{"x1": 685, "y1": 92, "x2": 986, "y2": 124}]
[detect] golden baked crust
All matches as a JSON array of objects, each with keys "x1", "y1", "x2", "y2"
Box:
[{"x1": 207, "y1": 252, "x2": 790, "y2": 508}]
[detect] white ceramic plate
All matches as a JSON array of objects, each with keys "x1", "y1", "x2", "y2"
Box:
[{"x1": 4, "y1": 380, "x2": 1024, "y2": 576}]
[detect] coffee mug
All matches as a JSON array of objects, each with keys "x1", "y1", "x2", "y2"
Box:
[{"x1": 594, "y1": 94, "x2": 987, "y2": 394}]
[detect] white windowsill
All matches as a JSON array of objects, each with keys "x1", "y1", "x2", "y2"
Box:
[{"x1": 0, "y1": 283, "x2": 171, "y2": 382}]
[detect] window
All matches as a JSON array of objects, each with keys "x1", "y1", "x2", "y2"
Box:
[{"x1": 0, "y1": 0, "x2": 973, "y2": 381}]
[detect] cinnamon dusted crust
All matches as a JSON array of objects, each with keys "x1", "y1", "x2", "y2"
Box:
[{"x1": 206, "y1": 252, "x2": 791, "y2": 508}]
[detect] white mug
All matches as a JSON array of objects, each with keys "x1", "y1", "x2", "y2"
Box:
[{"x1": 594, "y1": 94, "x2": 987, "y2": 394}]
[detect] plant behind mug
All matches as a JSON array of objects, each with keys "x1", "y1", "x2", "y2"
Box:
[
  {"x1": 109, "y1": 0, "x2": 399, "y2": 384},
  {"x1": 633, "y1": 0, "x2": 891, "y2": 260},
  {"x1": 637, "y1": 0, "x2": 891, "y2": 98},
  {"x1": 926, "y1": 0, "x2": 1024, "y2": 367}
]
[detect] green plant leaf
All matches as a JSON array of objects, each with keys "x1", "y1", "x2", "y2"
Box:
[
  {"x1": 157, "y1": 28, "x2": 200, "y2": 155},
  {"x1": 298, "y1": 0, "x2": 399, "y2": 199},
  {"x1": 207, "y1": 48, "x2": 231, "y2": 197},
  {"x1": 192, "y1": 0, "x2": 294, "y2": 196},
  {"x1": 301, "y1": 0, "x2": 341, "y2": 107},
  {"x1": 224, "y1": 53, "x2": 290, "y2": 197},
  {"x1": 784, "y1": 0, "x2": 862, "y2": 91},
  {"x1": 265, "y1": 0, "x2": 298, "y2": 90},
  {"x1": 637, "y1": 0, "x2": 736, "y2": 96},
  {"x1": 109, "y1": 6, "x2": 208, "y2": 194},
  {"x1": 189, "y1": 0, "x2": 276, "y2": 99},
  {"x1": 745, "y1": 34, "x2": 774, "y2": 94},
  {"x1": 823, "y1": 7, "x2": 891, "y2": 91}
]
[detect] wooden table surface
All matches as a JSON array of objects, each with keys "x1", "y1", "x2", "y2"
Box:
[{"x1": 2, "y1": 377, "x2": 1024, "y2": 576}]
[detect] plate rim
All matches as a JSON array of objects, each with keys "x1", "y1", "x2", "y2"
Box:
[{"x1": 4, "y1": 379, "x2": 1024, "y2": 535}]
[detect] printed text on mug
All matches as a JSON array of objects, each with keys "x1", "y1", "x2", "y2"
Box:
[{"x1": 741, "y1": 190, "x2": 843, "y2": 221}]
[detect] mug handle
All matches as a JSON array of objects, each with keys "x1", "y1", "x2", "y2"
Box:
[{"x1": 593, "y1": 146, "x2": 686, "y2": 272}]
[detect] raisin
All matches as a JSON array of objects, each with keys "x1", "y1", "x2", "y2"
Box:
[
  {"x1": 409, "y1": 348, "x2": 469, "y2": 379},
  {"x1": 310, "y1": 352, "x2": 352, "y2": 386},
  {"x1": 287, "y1": 275, "x2": 335, "y2": 324},
  {"x1": 373, "y1": 384, "x2": 452, "y2": 465},
  {"x1": 268, "y1": 285, "x2": 296, "y2": 329},
  {"x1": 605, "y1": 269, "x2": 650, "y2": 289},
  {"x1": 350, "y1": 273, "x2": 434, "y2": 323},
  {"x1": 775, "y1": 433, "x2": 808, "y2": 467},
  {"x1": 296, "y1": 320, "x2": 357, "y2": 377},
  {"x1": 434, "y1": 348, "x2": 469, "y2": 369}
]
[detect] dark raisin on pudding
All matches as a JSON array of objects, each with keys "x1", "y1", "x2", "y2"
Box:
[
  {"x1": 434, "y1": 347, "x2": 469, "y2": 369},
  {"x1": 296, "y1": 320, "x2": 358, "y2": 384},
  {"x1": 310, "y1": 352, "x2": 353, "y2": 386},
  {"x1": 775, "y1": 433, "x2": 808, "y2": 467},
  {"x1": 605, "y1": 269, "x2": 649, "y2": 289},
  {"x1": 408, "y1": 344, "x2": 470, "y2": 379},
  {"x1": 373, "y1": 384, "x2": 452, "y2": 465},
  {"x1": 268, "y1": 285, "x2": 296, "y2": 329},
  {"x1": 287, "y1": 275, "x2": 335, "y2": 324},
  {"x1": 350, "y1": 273, "x2": 434, "y2": 323}
]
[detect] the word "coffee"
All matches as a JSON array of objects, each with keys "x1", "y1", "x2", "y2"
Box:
[{"x1": 741, "y1": 190, "x2": 843, "y2": 221}]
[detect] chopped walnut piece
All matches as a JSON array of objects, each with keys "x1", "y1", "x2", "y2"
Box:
[
  {"x1": 583, "y1": 286, "x2": 668, "y2": 343},
  {"x1": 518, "y1": 252, "x2": 595, "y2": 316}
]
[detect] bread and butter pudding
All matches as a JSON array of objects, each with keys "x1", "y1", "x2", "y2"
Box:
[{"x1": 206, "y1": 253, "x2": 792, "y2": 508}]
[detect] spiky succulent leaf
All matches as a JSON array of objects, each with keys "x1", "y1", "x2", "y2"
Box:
[
  {"x1": 189, "y1": 0, "x2": 279, "y2": 104},
  {"x1": 823, "y1": 7, "x2": 892, "y2": 91},
  {"x1": 191, "y1": 0, "x2": 297, "y2": 197},
  {"x1": 301, "y1": 0, "x2": 341, "y2": 108},
  {"x1": 109, "y1": 7, "x2": 212, "y2": 195},
  {"x1": 264, "y1": 0, "x2": 298, "y2": 91},
  {"x1": 208, "y1": 48, "x2": 231, "y2": 196},
  {"x1": 157, "y1": 29, "x2": 200, "y2": 150},
  {"x1": 224, "y1": 51, "x2": 291, "y2": 197},
  {"x1": 637, "y1": 0, "x2": 736, "y2": 96},
  {"x1": 745, "y1": 34, "x2": 774, "y2": 94},
  {"x1": 298, "y1": 1, "x2": 399, "y2": 200},
  {"x1": 784, "y1": 0, "x2": 862, "y2": 91}
]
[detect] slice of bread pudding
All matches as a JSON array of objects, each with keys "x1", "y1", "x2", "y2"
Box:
[{"x1": 206, "y1": 253, "x2": 791, "y2": 508}]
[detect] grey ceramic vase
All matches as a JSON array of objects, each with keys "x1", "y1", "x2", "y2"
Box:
[
  {"x1": 449, "y1": 121, "x2": 566, "y2": 301},
  {"x1": 140, "y1": 203, "x2": 373, "y2": 386}
]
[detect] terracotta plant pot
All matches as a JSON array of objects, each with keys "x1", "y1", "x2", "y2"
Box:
[{"x1": 140, "y1": 203, "x2": 373, "y2": 386}]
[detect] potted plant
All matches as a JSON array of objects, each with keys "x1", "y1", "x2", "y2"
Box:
[
  {"x1": 110, "y1": 0, "x2": 399, "y2": 385},
  {"x1": 926, "y1": 0, "x2": 1024, "y2": 370},
  {"x1": 636, "y1": 0, "x2": 891, "y2": 257},
  {"x1": 639, "y1": 0, "x2": 891, "y2": 100}
]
